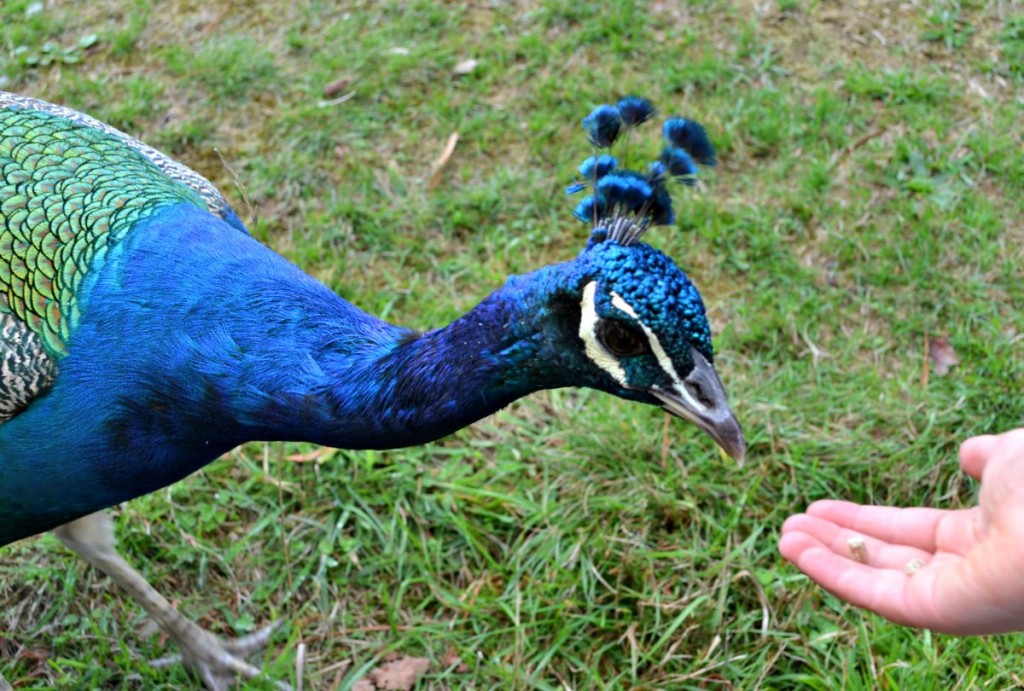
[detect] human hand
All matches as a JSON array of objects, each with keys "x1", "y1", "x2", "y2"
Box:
[{"x1": 778, "y1": 428, "x2": 1024, "y2": 635}]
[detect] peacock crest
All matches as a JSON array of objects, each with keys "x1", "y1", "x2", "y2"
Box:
[{"x1": 566, "y1": 96, "x2": 716, "y2": 247}]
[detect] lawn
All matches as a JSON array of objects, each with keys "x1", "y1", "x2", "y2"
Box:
[{"x1": 1, "y1": 0, "x2": 1023, "y2": 688}]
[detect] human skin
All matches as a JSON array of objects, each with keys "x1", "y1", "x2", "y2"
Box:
[{"x1": 779, "y1": 428, "x2": 1024, "y2": 635}]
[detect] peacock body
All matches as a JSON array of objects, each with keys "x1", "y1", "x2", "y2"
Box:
[{"x1": 0, "y1": 92, "x2": 743, "y2": 689}]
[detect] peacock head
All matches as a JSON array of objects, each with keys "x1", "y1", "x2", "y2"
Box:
[{"x1": 561, "y1": 97, "x2": 745, "y2": 462}]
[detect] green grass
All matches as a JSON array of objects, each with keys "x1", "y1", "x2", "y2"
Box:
[{"x1": 2, "y1": 0, "x2": 1024, "y2": 688}]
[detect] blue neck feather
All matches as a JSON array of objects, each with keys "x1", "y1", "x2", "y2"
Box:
[
  {"x1": 231, "y1": 263, "x2": 582, "y2": 450},
  {"x1": 1, "y1": 203, "x2": 592, "y2": 541},
  {"x1": 83, "y1": 204, "x2": 585, "y2": 459}
]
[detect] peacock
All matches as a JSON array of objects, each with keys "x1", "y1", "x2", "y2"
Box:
[{"x1": 0, "y1": 92, "x2": 744, "y2": 690}]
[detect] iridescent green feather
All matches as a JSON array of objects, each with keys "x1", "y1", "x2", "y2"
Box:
[{"x1": 0, "y1": 100, "x2": 212, "y2": 356}]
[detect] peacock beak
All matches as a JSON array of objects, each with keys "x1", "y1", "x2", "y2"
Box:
[{"x1": 649, "y1": 349, "x2": 746, "y2": 464}]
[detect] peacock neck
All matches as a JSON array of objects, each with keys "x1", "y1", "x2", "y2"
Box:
[
  {"x1": 360, "y1": 267, "x2": 580, "y2": 446},
  {"x1": 0, "y1": 203, "x2": 591, "y2": 536},
  {"x1": 253, "y1": 263, "x2": 582, "y2": 449},
  {"x1": 68, "y1": 204, "x2": 588, "y2": 464}
]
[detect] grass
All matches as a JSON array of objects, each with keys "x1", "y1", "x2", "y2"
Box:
[{"x1": 2, "y1": 0, "x2": 1024, "y2": 688}]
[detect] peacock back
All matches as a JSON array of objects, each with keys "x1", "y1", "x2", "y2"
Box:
[{"x1": 0, "y1": 92, "x2": 240, "y2": 419}]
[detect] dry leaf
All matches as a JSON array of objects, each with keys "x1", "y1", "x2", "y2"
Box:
[
  {"x1": 316, "y1": 91, "x2": 356, "y2": 109},
  {"x1": 352, "y1": 680, "x2": 375, "y2": 691},
  {"x1": 366, "y1": 656, "x2": 430, "y2": 691},
  {"x1": 323, "y1": 77, "x2": 351, "y2": 97},
  {"x1": 428, "y1": 133, "x2": 459, "y2": 191},
  {"x1": 285, "y1": 447, "x2": 337, "y2": 463},
  {"x1": 928, "y1": 336, "x2": 959, "y2": 376},
  {"x1": 442, "y1": 647, "x2": 469, "y2": 673},
  {"x1": 453, "y1": 58, "x2": 478, "y2": 75}
]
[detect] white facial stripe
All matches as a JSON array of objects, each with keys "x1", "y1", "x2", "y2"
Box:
[
  {"x1": 610, "y1": 291, "x2": 702, "y2": 408},
  {"x1": 651, "y1": 386, "x2": 703, "y2": 426},
  {"x1": 579, "y1": 281, "x2": 627, "y2": 385}
]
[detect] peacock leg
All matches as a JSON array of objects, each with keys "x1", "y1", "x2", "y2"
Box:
[{"x1": 53, "y1": 511, "x2": 292, "y2": 691}]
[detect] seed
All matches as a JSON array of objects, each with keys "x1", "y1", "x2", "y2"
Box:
[
  {"x1": 905, "y1": 558, "x2": 925, "y2": 575},
  {"x1": 847, "y1": 536, "x2": 868, "y2": 563}
]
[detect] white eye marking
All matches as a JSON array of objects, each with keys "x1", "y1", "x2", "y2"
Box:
[
  {"x1": 609, "y1": 291, "x2": 701, "y2": 406},
  {"x1": 579, "y1": 281, "x2": 627, "y2": 385}
]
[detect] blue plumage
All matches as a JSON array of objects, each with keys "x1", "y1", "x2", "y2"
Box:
[
  {"x1": 615, "y1": 96, "x2": 657, "y2": 127},
  {"x1": 0, "y1": 92, "x2": 743, "y2": 689},
  {"x1": 578, "y1": 154, "x2": 618, "y2": 180},
  {"x1": 572, "y1": 195, "x2": 602, "y2": 223},
  {"x1": 659, "y1": 146, "x2": 699, "y2": 184},
  {"x1": 569, "y1": 100, "x2": 716, "y2": 243},
  {"x1": 582, "y1": 97, "x2": 657, "y2": 148},
  {"x1": 597, "y1": 171, "x2": 654, "y2": 213},
  {"x1": 662, "y1": 117, "x2": 717, "y2": 166},
  {"x1": 582, "y1": 104, "x2": 622, "y2": 147}
]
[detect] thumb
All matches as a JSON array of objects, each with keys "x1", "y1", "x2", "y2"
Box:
[
  {"x1": 960, "y1": 428, "x2": 1024, "y2": 481},
  {"x1": 960, "y1": 434, "x2": 999, "y2": 480}
]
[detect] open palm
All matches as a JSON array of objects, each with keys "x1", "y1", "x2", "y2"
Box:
[{"x1": 779, "y1": 429, "x2": 1024, "y2": 635}]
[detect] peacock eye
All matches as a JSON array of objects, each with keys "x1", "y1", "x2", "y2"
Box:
[{"x1": 596, "y1": 319, "x2": 647, "y2": 357}]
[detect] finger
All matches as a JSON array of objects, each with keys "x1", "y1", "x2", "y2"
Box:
[
  {"x1": 780, "y1": 531, "x2": 970, "y2": 631},
  {"x1": 804, "y1": 500, "x2": 972, "y2": 554},
  {"x1": 778, "y1": 531, "x2": 926, "y2": 626},
  {"x1": 782, "y1": 531, "x2": 1024, "y2": 634},
  {"x1": 782, "y1": 513, "x2": 933, "y2": 570},
  {"x1": 960, "y1": 428, "x2": 1024, "y2": 481},
  {"x1": 782, "y1": 517, "x2": 1024, "y2": 635},
  {"x1": 959, "y1": 434, "x2": 1000, "y2": 480}
]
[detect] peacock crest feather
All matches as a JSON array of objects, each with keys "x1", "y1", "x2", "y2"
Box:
[{"x1": 566, "y1": 96, "x2": 716, "y2": 247}]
